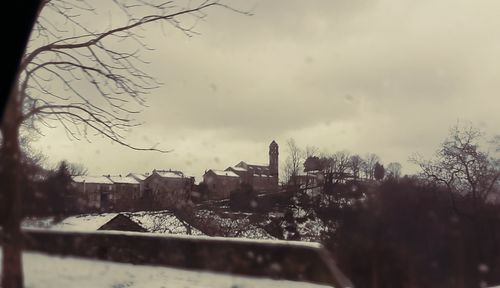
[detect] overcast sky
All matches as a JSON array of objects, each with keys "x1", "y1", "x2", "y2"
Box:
[{"x1": 32, "y1": 0, "x2": 500, "y2": 181}]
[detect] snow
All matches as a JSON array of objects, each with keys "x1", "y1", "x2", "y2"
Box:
[
  {"x1": 49, "y1": 213, "x2": 119, "y2": 231},
  {"x1": 210, "y1": 170, "x2": 240, "y2": 177},
  {"x1": 229, "y1": 166, "x2": 247, "y2": 172},
  {"x1": 22, "y1": 209, "x2": 327, "y2": 244},
  {"x1": 253, "y1": 174, "x2": 269, "y2": 177},
  {"x1": 296, "y1": 217, "x2": 325, "y2": 242},
  {"x1": 107, "y1": 175, "x2": 140, "y2": 184},
  {"x1": 72, "y1": 175, "x2": 113, "y2": 184},
  {"x1": 129, "y1": 211, "x2": 204, "y2": 236},
  {"x1": 243, "y1": 162, "x2": 269, "y2": 168},
  {"x1": 23, "y1": 211, "x2": 204, "y2": 236},
  {"x1": 22, "y1": 217, "x2": 57, "y2": 229},
  {"x1": 0, "y1": 251, "x2": 333, "y2": 288},
  {"x1": 127, "y1": 172, "x2": 148, "y2": 181},
  {"x1": 154, "y1": 170, "x2": 184, "y2": 178},
  {"x1": 194, "y1": 210, "x2": 276, "y2": 241}
]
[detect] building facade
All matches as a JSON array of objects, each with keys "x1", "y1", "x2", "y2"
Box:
[
  {"x1": 72, "y1": 175, "x2": 141, "y2": 212},
  {"x1": 106, "y1": 175, "x2": 141, "y2": 211},
  {"x1": 203, "y1": 169, "x2": 241, "y2": 199},
  {"x1": 203, "y1": 141, "x2": 279, "y2": 200},
  {"x1": 71, "y1": 176, "x2": 115, "y2": 211},
  {"x1": 143, "y1": 169, "x2": 195, "y2": 210}
]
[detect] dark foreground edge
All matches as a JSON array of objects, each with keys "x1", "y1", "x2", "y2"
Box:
[{"x1": 1, "y1": 229, "x2": 353, "y2": 287}]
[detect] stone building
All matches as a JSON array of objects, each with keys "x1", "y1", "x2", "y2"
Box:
[
  {"x1": 143, "y1": 169, "x2": 195, "y2": 210},
  {"x1": 72, "y1": 175, "x2": 141, "y2": 212},
  {"x1": 71, "y1": 176, "x2": 114, "y2": 211},
  {"x1": 127, "y1": 172, "x2": 148, "y2": 192},
  {"x1": 203, "y1": 140, "x2": 279, "y2": 200},
  {"x1": 202, "y1": 169, "x2": 241, "y2": 199},
  {"x1": 106, "y1": 175, "x2": 141, "y2": 211}
]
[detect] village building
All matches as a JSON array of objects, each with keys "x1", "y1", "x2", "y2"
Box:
[
  {"x1": 72, "y1": 176, "x2": 114, "y2": 211},
  {"x1": 72, "y1": 175, "x2": 141, "y2": 212},
  {"x1": 202, "y1": 169, "x2": 241, "y2": 199},
  {"x1": 97, "y1": 213, "x2": 147, "y2": 232},
  {"x1": 23, "y1": 213, "x2": 147, "y2": 232},
  {"x1": 203, "y1": 141, "x2": 279, "y2": 200},
  {"x1": 127, "y1": 172, "x2": 149, "y2": 192},
  {"x1": 106, "y1": 175, "x2": 141, "y2": 211},
  {"x1": 143, "y1": 169, "x2": 195, "y2": 210}
]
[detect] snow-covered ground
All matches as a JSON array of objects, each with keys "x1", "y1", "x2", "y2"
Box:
[
  {"x1": 22, "y1": 208, "x2": 327, "y2": 242},
  {"x1": 23, "y1": 213, "x2": 119, "y2": 231},
  {"x1": 0, "y1": 251, "x2": 333, "y2": 288},
  {"x1": 129, "y1": 210, "x2": 204, "y2": 235},
  {"x1": 194, "y1": 209, "x2": 275, "y2": 239},
  {"x1": 22, "y1": 211, "x2": 205, "y2": 236}
]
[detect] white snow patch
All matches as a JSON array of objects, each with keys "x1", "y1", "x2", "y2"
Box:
[
  {"x1": 50, "y1": 213, "x2": 119, "y2": 231},
  {"x1": 106, "y1": 175, "x2": 140, "y2": 184},
  {"x1": 72, "y1": 176, "x2": 113, "y2": 184},
  {"x1": 0, "y1": 251, "x2": 333, "y2": 288},
  {"x1": 129, "y1": 211, "x2": 204, "y2": 236},
  {"x1": 209, "y1": 170, "x2": 240, "y2": 177}
]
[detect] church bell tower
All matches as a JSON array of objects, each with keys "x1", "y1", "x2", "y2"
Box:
[{"x1": 269, "y1": 140, "x2": 279, "y2": 177}]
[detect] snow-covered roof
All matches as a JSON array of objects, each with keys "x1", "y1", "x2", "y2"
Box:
[
  {"x1": 49, "y1": 213, "x2": 119, "y2": 231},
  {"x1": 209, "y1": 170, "x2": 240, "y2": 178},
  {"x1": 130, "y1": 211, "x2": 203, "y2": 236},
  {"x1": 107, "y1": 175, "x2": 140, "y2": 184},
  {"x1": 229, "y1": 166, "x2": 247, "y2": 172},
  {"x1": 153, "y1": 170, "x2": 184, "y2": 178},
  {"x1": 72, "y1": 176, "x2": 113, "y2": 184},
  {"x1": 127, "y1": 172, "x2": 148, "y2": 181},
  {"x1": 245, "y1": 162, "x2": 269, "y2": 169}
]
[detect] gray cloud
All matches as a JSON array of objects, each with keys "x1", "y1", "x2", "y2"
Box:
[{"x1": 33, "y1": 0, "x2": 500, "y2": 179}]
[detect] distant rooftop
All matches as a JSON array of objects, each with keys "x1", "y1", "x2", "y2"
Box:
[
  {"x1": 245, "y1": 162, "x2": 269, "y2": 167},
  {"x1": 237, "y1": 161, "x2": 269, "y2": 168},
  {"x1": 153, "y1": 169, "x2": 185, "y2": 178},
  {"x1": 72, "y1": 176, "x2": 113, "y2": 184},
  {"x1": 228, "y1": 166, "x2": 247, "y2": 172},
  {"x1": 208, "y1": 170, "x2": 240, "y2": 178},
  {"x1": 127, "y1": 172, "x2": 148, "y2": 181},
  {"x1": 106, "y1": 175, "x2": 140, "y2": 184}
]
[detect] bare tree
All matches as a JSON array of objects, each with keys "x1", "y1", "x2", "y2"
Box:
[
  {"x1": 386, "y1": 162, "x2": 402, "y2": 179},
  {"x1": 63, "y1": 161, "x2": 87, "y2": 176},
  {"x1": 328, "y1": 151, "x2": 352, "y2": 182},
  {"x1": 411, "y1": 124, "x2": 500, "y2": 212},
  {"x1": 349, "y1": 154, "x2": 363, "y2": 180},
  {"x1": 361, "y1": 153, "x2": 380, "y2": 180},
  {"x1": 1, "y1": 1, "x2": 247, "y2": 287},
  {"x1": 283, "y1": 138, "x2": 304, "y2": 185},
  {"x1": 146, "y1": 211, "x2": 194, "y2": 235},
  {"x1": 305, "y1": 145, "x2": 319, "y2": 158}
]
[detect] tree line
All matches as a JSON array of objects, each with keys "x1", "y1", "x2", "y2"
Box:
[
  {"x1": 283, "y1": 138, "x2": 401, "y2": 185},
  {"x1": 262, "y1": 124, "x2": 499, "y2": 288}
]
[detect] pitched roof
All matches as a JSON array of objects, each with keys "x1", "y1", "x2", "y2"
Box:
[
  {"x1": 72, "y1": 176, "x2": 113, "y2": 184},
  {"x1": 207, "y1": 169, "x2": 240, "y2": 178},
  {"x1": 153, "y1": 169, "x2": 184, "y2": 178},
  {"x1": 236, "y1": 161, "x2": 269, "y2": 169},
  {"x1": 45, "y1": 213, "x2": 146, "y2": 232},
  {"x1": 106, "y1": 175, "x2": 140, "y2": 184},
  {"x1": 50, "y1": 213, "x2": 119, "y2": 231},
  {"x1": 246, "y1": 162, "x2": 269, "y2": 167},
  {"x1": 127, "y1": 172, "x2": 148, "y2": 181},
  {"x1": 227, "y1": 166, "x2": 247, "y2": 172}
]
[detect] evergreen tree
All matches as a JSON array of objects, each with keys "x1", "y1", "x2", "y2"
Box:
[{"x1": 374, "y1": 162, "x2": 385, "y2": 181}]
